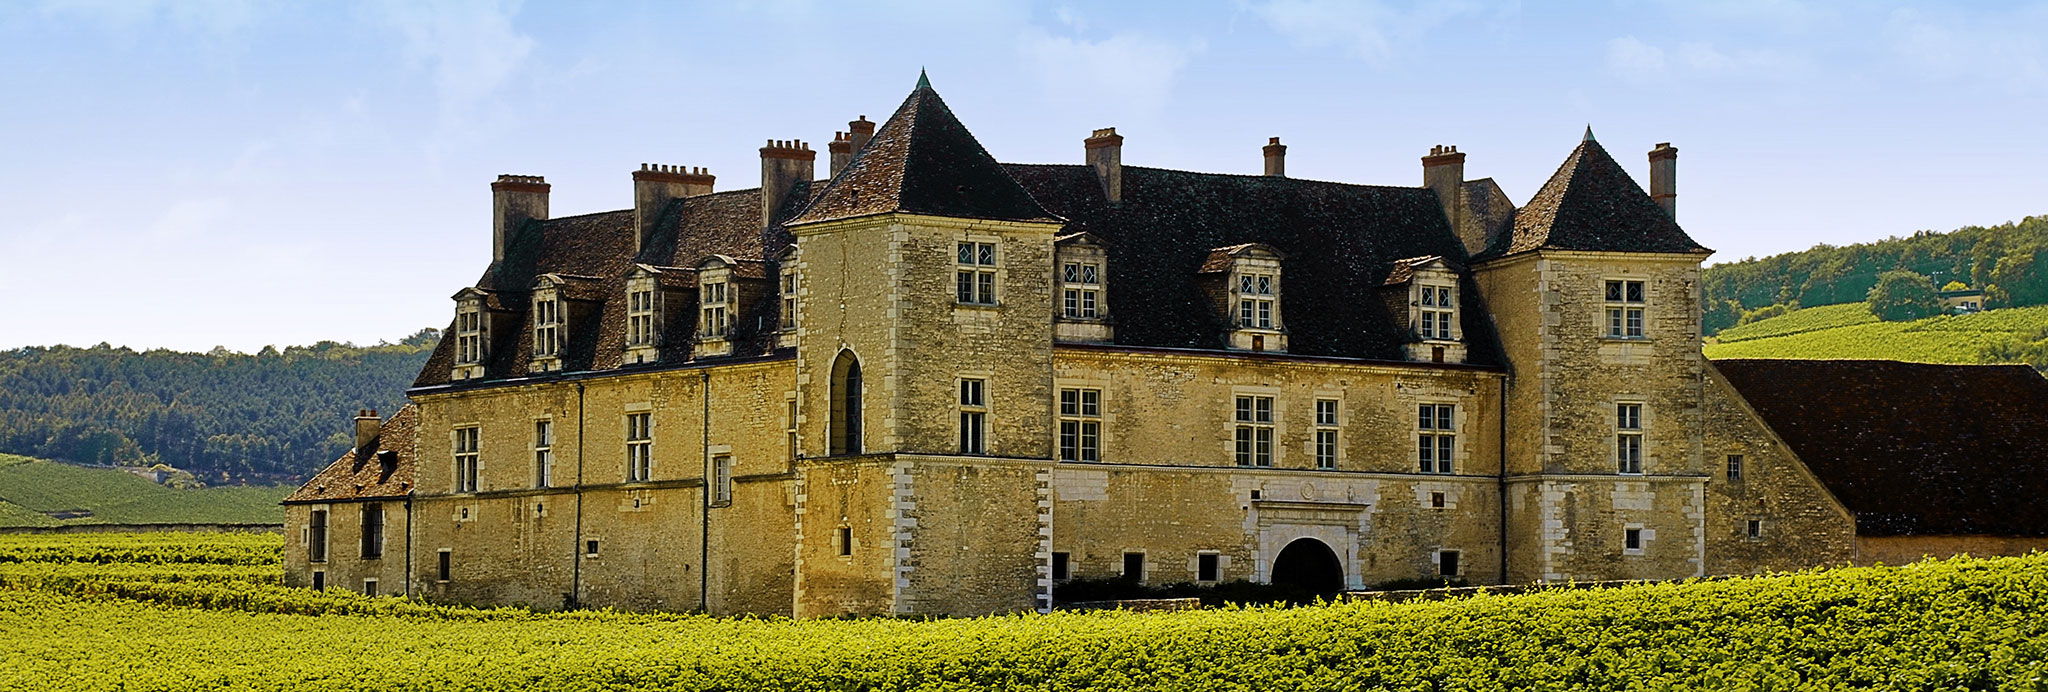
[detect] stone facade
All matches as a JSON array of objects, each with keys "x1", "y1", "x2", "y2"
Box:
[{"x1": 282, "y1": 77, "x2": 1972, "y2": 617}]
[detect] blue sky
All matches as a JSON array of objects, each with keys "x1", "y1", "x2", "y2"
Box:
[{"x1": 3, "y1": 0, "x2": 2044, "y2": 351}]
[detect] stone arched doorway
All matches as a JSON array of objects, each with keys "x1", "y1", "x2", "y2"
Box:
[{"x1": 1269, "y1": 537, "x2": 1345, "y2": 595}]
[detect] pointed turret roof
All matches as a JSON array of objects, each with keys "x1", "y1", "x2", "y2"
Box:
[
  {"x1": 1482, "y1": 137, "x2": 1710, "y2": 259},
  {"x1": 790, "y1": 74, "x2": 1060, "y2": 226}
]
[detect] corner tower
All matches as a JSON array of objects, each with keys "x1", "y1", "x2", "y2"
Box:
[
  {"x1": 1470, "y1": 131, "x2": 1713, "y2": 583},
  {"x1": 784, "y1": 73, "x2": 1066, "y2": 617}
]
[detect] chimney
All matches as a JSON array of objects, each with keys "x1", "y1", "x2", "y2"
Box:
[
  {"x1": 633, "y1": 164, "x2": 715, "y2": 254},
  {"x1": 1648, "y1": 142, "x2": 1677, "y2": 219},
  {"x1": 1085, "y1": 128, "x2": 1123, "y2": 204},
  {"x1": 760, "y1": 139, "x2": 816, "y2": 229},
  {"x1": 828, "y1": 132, "x2": 853, "y2": 176},
  {"x1": 1422, "y1": 146, "x2": 1481, "y2": 255},
  {"x1": 1263, "y1": 137, "x2": 1287, "y2": 177},
  {"x1": 353, "y1": 409, "x2": 381, "y2": 449},
  {"x1": 491, "y1": 175, "x2": 549, "y2": 263},
  {"x1": 848, "y1": 115, "x2": 875, "y2": 154}
]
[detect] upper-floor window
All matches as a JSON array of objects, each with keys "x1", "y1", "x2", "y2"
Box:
[
  {"x1": 780, "y1": 267, "x2": 799, "y2": 330},
  {"x1": 1059, "y1": 387, "x2": 1101, "y2": 462},
  {"x1": 455, "y1": 301, "x2": 485, "y2": 366},
  {"x1": 957, "y1": 241, "x2": 997, "y2": 305},
  {"x1": 1313, "y1": 399, "x2": 1339, "y2": 470},
  {"x1": 1061, "y1": 261, "x2": 1101, "y2": 319},
  {"x1": 1727, "y1": 454, "x2": 1744, "y2": 482},
  {"x1": 1418, "y1": 284, "x2": 1456, "y2": 341},
  {"x1": 699, "y1": 281, "x2": 729, "y2": 340},
  {"x1": 533, "y1": 295, "x2": 562, "y2": 359},
  {"x1": 1237, "y1": 273, "x2": 1277, "y2": 329},
  {"x1": 1605, "y1": 280, "x2": 1646, "y2": 339},
  {"x1": 711, "y1": 454, "x2": 733, "y2": 507},
  {"x1": 1233, "y1": 395, "x2": 1274, "y2": 467},
  {"x1": 627, "y1": 285, "x2": 657, "y2": 347},
  {"x1": 533, "y1": 420, "x2": 554, "y2": 488},
  {"x1": 1617, "y1": 403, "x2": 1644, "y2": 474},
  {"x1": 626, "y1": 412, "x2": 652, "y2": 482},
  {"x1": 1419, "y1": 404, "x2": 1454, "y2": 474},
  {"x1": 307, "y1": 509, "x2": 328, "y2": 563},
  {"x1": 959, "y1": 378, "x2": 987, "y2": 455},
  {"x1": 453, "y1": 426, "x2": 480, "y2": 493}
]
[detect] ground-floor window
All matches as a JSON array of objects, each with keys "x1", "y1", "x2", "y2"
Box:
[{"x1": 1197, "y1": 552, "x2": 1220, "y2": 582}]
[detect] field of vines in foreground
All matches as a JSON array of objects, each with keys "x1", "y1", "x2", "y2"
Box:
[{"x1": 3, "y1": 534, "x2": 2047, "y2": 691}]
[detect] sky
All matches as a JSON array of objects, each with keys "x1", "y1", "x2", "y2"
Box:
[{"x1": 3, "y1": 0, "x2": 2044, "y2": 352}]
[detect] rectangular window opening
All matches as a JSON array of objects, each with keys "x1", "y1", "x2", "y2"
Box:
[
  {"x1": 360, "y1": 504, "x2": 383, "y2": 560},
  {"x1": 1439, "y1": 550, "x2": 1460, "y2": 577},
  {"x1": 1121, "y1": 552, "x2": 1145, "y2": 582},
  {"x1": 1233, "y1": 395, "x2": 1275, "y2": 467},
  {"x1": 1605, "y1": 279, "x2": 1647, "y2": 339},
  {"x1": 586, "y1": 540, "x2": 600, "y2": 558},
  {"x1": 454, "y1": 426, "x2": 481, "y2": 493},
  {"x1": 1747, "y1": 519, "x2": 1763, "y2": 539},
  {"x1": 1314, "y1": 398, "x2": 1339, "y2": 470},
  {"x1": 437, "y1": 549, "x2": 452, "y2": 582},
  {"x1": 626, "y1": 413, "x2": 653, "y2": 482},
  {"x1": 1617, "y1": 404, "x2": 1644, "y2": 475},
  {"x1": 838, "y1": 527, "x2": 853, "y2": 556},
  {"x1": 959, "y1": 378, "x2": 987, "y2": 455},
  {"x1": 1058, "y1": 388, "x2": 1102, "y2": 462},
  {"x1": 1197, "y1": 553, "x2": 1220, "y2": 582},
  {"x1": 1625, "y1": 528, "x2": 1643, "y2": 552},
  {"x1": 712, "y1": 455, "x2": 733, "y2": 506},
  {"x1": 956, "y1": 242, "x2": 998, "y2": 305},
  {"x1": 534, "y1": 420, "x2": 554, "y2": 488},
  {"x1": 1051, "y1": 552, "x2": 1070, "y2": 580},
  {"x1": 1418, "y1": 404, "x2": 1455, "y2": 474},
  {"x1": 1727, "y1": 454, "x2": 1744, "y2": 482},
  {"x1": 308, "y1": 510, "x2": 328, "y2": 564}
]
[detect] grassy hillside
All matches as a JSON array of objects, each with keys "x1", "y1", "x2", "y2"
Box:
[
  {"x1": 0, "y1": 455, "x2": 287, "y2": 528},
  {"x1": 2, "y1": 533, "x2": 2045, "y2": 690},
  {"x1": 1705, "y1": 303, "x2": 2048, "y2": 367}
]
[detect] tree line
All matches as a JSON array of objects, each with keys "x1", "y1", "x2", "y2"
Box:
[
  {"x1": 1702, "y1": 215, "x2": 2048, "y2": 334},
  {"x1": 0, "y1": 331, "x2": 435, "y2": 483}
]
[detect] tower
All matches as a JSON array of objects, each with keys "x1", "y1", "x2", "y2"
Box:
[
  {"x1": 1470, "y1": 131, "x2": 1714, "y2": 582},
  {"x1": 783, "y1": 73, "x2": 1066, "y2": 616}
]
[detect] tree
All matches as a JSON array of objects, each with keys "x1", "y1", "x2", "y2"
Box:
[
  {"x1": 1988, "y1": 248, "x2": 2048, "y2": 308},
  {"x1": 1941, "y1": 280, "x2": 1970, "y2": 292},
  {"x1": 1865, "y1": 270, "x2": 1941, "y2": 322}
]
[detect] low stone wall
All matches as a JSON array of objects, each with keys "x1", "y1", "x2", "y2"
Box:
[
  {"x1": 1343, "y1": 578, "x2": 1715, "y2": 603},
  {"x1": 0, "y1": 523, "x2": 283, "y2": 535}
]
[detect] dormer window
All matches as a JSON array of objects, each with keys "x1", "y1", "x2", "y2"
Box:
[
  {"x1": 1237, "y1": 273, "x2": 1276, "y2": 329},
  {"x1": 451, "y1": 290, "x2": 489, "y2": 380},
  {"x1": 1389, "y1": 256, "x2": 1468, "y2": 364},
  {"x1": 1062, "y1": 262, "x2": 1100, "y2": 319},
  {"x1": 1418, "y1": 284, "x2": 1455, "y2": 340},
  {"x1": 700, "y1": 281, "x2": 729, "y2": 339},
  {"x1": 1054, "y1": 233, "x2": 1112, "y2": 343},
  {"x1": 532, "y1": 294, "x2": 562, "y2": 361},
  {"x1": 627, "y1": 283, "x2": 657, "y2": 347},
  {"x1": 1202, "y1": 243, "x2": 1287, "y2": 352}
]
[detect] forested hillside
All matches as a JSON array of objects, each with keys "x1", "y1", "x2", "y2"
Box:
[
  {"x1": 0, "y1": 333, "x2": 435, "y2": 483},
  {"x1": 1702, "y1": 215, "x2": 2048, "y2": 334}
]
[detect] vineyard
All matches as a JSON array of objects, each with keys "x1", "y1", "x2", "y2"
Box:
[
  {"x1": 0, "y1": 454, "x2": 289, "y2": 528},
  {"x1": 1705, "y1": 303, "x2": 2048, "y2": 367},
  {"x1": 2, "y1": 534, "x2": 2047, "y2": 690}
]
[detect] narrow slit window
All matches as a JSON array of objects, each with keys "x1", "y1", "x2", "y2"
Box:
[
  {"x1": 626, "y1": 413, "x2": 653, "y2": 482},
  {"x1": 959, "y1": 378, "x2": 987, "y2": 455}
]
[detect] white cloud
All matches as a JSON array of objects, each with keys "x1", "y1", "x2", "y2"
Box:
[
  {"x1": 1607, "y1": 36, "x2": 1667, "y2": 83},
  {"x1": 1019, "y1": 29, "x2": 1204, "y2": 115},
  {"x1": 1248, "y1": 0, "x2": 1501, "y2": 65},
  {"x1": 372, "y1": 0, "x2": 536, "y2": 155},
  {"x1": 1885, "y1": 6, "x2": 2047, "y2": 94}
]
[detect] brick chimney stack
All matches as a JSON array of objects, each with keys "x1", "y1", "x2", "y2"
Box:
[
  {"x1": 1648, "y1": 142, "x2": 1677, "y2": 219},
  {"x1": 633, "y1": 164, "x2": 715, "y2": 255},
  {"x1": 491, "y1": 175, "x2": 549, "y2": 263},
  {"x1": 1422, "y1": 145, "x2": 1480, "y2": 255},
  {"x1": 848, "y1": 115, "x2": 874, "y2": 154},
  {"x1": 1263, "y1": 137, "x2": 1287, "y2": 177},
  {"x1": 353, "y1": 409, "x2": 381, "y2": 449},
  {"x1": 1085, "y1": 128, "x2": 1123, "y2": 204},
  {"x1": 828, "y1": 132, "x2": 853, "y2": 176},
  {"x1": 761, "y1": 139, "x2": 815, "y2": 229}
]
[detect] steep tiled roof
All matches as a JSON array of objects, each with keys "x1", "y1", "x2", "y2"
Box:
[
  {"x1": 1715, "y1": 359, "x2": 2048, "y2": 537},
  {"x1": 1481, "y1": 138, "x2": 1708, "y2": 259},
  {"x1": 285, "y1": 405, "x2": 418, "y2": 504},
  {"x1": 1007, "y1": 164, "x2": 1503, "y2": 362},
  {"x1": 413, "y1": 183, "x2": 818, "y2": 388},
  {"x1": 1383, "y1": 255, "x2": 1466, "y2": 286},
  {"x1": 791, "y1": 79, "x2": 1058, "y2": 226}
]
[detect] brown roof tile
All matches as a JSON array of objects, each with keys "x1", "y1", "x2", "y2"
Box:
[
  {"x1": 284, "y1": 405, "x2": 418, "y2": 504},
  {"x1": 790, "y1": 78, "x2": 1059, "y2": 226},
  {"x1": 1715, "y1": 359, "x2": 2048, "y2": 537},
  {"x1": 1481, "y1": 138, "x2": 1709, "y2": 259}
]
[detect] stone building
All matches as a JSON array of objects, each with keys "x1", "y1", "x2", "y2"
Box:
[{"x1": 283, "y1": 75, "x2": 2048, "y2": 616}]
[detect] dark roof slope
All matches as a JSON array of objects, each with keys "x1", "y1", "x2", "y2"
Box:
[
  {"x1": 792, "y1": 79, "x2": 1058, "y2": 226},
  {"x1": 413, "y1": 183, "x2": 817, "y2": 388},
  {"x1": 285, "y1": 405, "x2": 418, "y2": 504},
  {"x1": 1715, "y1": 359, "x2": 2048, "y2": 537},
  {"x1": 1007, "y1": 164, "x2": 1502, "y2": 363},
  {"x1": 1483, "y1": 138, "x2": 1709, "y2": 259}
]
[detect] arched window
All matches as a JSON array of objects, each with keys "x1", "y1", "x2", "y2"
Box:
[{"x1": 831, "y1": 351, "x2": 863, "y2": 455}]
